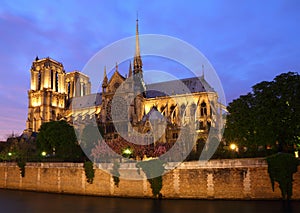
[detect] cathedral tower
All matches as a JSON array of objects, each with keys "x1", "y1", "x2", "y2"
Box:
[{"x1": 26, "y1": 57, "x2": 67, "y2": 132}]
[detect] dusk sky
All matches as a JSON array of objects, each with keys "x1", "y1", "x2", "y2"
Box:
[{"x1": 0, "y1": 0, "x2": 299, "y2": 140}]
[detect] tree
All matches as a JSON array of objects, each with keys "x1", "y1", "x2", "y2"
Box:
[
  {"x1": 224, "y1": 72, "x2": 300, "y2": 154},
  {"x1": 36, "y1": 120, "x2": 84, "y2": 161}
]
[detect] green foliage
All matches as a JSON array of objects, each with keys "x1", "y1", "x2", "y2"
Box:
[
  {"x1": 137, "y1": 159, "x2": 164, "y2": 198},
  {"x1": 84, "y1": 161, "x2": 94, "y2": 184},
  {"x1": 266, "y1": 153, "x2": 299, "y2": 200},
  {"x1": 0, "y1": 136, "x2": 36, "y2": 162},
  {"x1": 17, "y1": 159, "x2": 26, "y2": 177},
  {"x1": 36, "y1": 120, "x2": 84, "y2": 161},
  {"x1": 112, "y1": 161, "x2": 120, "y2": 187},
  {"x1": 148, "y1": 176, "x2": 163, "y2": 198},
  {"x1": 224, "y1": 72, "x2": 300, "y2": 155}
]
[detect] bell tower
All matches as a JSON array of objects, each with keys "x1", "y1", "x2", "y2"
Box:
[{"x1": 26, "y1": 57, "x2": 67, "y2": 132}]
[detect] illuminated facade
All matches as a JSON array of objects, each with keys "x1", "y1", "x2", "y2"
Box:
[
  {"x1": 26, "y1": 58, "x2": 91, "y2": 132},
  {"x1": 26, "y1": 20, "x2": 223, "y2": 145}
]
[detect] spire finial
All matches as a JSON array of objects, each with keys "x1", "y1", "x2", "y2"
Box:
[
  {"x1": 135, "y1": 16, "x2": 140, "y2": 57},
  {"x1": 115, "y1": 62, "x2": 118, "y2": 72},
  {"x1": 102, "y1": 66, "x2": 108, "y2": 87},
  {"x1": 134, "y1": 16, "x2": 143, "y2": 74},
  {"x1": 128, "y1": 61, "x2": 132, "y2": 77}
]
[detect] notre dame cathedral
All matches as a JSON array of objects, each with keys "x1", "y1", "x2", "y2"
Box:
[{"x1": 26, "y1": 20, "x2": 224, "y2": 145}]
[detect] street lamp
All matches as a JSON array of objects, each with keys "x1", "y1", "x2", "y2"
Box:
[
  {"x1": 41, "y1": 151, "x2": 47, "y2": 157},
  {"x1": 295, "y1": 151, "x2": 299, "y2": 158},
  {"x1": 8, "y1": 152, "x2": 12, "y2": 156},
  {"x1": 230, "y1": 143, "x2": 237, "y2": 151},
  {"x1": 122, "y1": 148, "x2": 132, "y2": 158}
]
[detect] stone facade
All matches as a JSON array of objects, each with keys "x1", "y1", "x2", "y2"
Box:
[{"x1": 1, "y1": 159, "x2": 299, "y2": 199}]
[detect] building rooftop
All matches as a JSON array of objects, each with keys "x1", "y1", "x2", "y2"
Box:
[{"x1": 145, "y1": 76, "x2": 215, "y2": 98}]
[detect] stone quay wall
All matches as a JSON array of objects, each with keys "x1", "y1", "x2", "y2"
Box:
[{"x1": 0, "y1": 158, "x2": 299, "y2": 199}]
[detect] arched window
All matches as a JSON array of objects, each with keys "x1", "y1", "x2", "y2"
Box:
[
  {"x1": 170, "y1": 105, "x2": 176, "y2": 121},
  {"x1": 38, "y1": 71, "x2": 41, "y2": 90},
  {"x1": 55, "y1": 72, "x2": 58, "y2": 92},
  {"x1": 201, "y1": 102, "x2": 207, "y2": 116},
  {"x1": 50, "y1": 70, "x2": 54, "y2": 89},
  {"x1": 82, "y1": 84, "x2": 86, "y2": 96},
  {"x1": 180, "y1": 104, "x2": 186, "y2": 116},
  {"x1": 190, "y1": 103, "x2": 197, "y2": 117},
  {"x1": 200, "y1": 121, "x2": 205, "y2": 129},
  {"x1": 67, "y1": 82, "x2": 71, "y2": 98}
]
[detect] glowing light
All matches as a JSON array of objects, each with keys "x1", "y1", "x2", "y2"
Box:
[
  {"x1": 295, "y1": 151, "x2": 299, "y2": 158},
  {"x1": 123, "y1": 148, "x2": 132, "y2": 155},
  {"x1": 230, "y1": 143, "x2": 237, "y2": 151},
  {"x1": 8, "y1": 152, "x2": 12, "y2": 156},
  {"x1": 41, "y1": 151, "x2": 47, "y2": 157}
]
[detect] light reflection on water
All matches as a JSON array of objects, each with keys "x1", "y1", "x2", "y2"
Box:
[{"x1": 0, "y1": 189, "x2": 299, "y2": 213}]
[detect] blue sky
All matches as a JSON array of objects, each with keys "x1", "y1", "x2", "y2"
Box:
[{"x1": 0, "y1": 0, "x2": 299, "y2": 140}]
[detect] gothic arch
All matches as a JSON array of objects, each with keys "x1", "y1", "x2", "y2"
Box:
[{"x1": 200, "y1": 101, "x2": 207, "y2": 116}]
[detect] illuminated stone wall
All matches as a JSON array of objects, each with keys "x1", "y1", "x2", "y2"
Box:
[
  {"x1": 26, "y1": 57, "x2": 91, "y2": 132},
  {"x1": 0, "y1": 158, "x2": 299, "y2": 199}
]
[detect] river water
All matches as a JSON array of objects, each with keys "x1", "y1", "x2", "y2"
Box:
[{"x1": 0, "y1": 189, "x2": 299, "y2": 213}]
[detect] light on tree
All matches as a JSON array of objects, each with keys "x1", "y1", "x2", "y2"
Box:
[
  {"x1": 122, "y1": 148, "x2": 132, "y2": 158},
  {"x1": 230, "y1": 143, "x2": 237, "y2": 151}
]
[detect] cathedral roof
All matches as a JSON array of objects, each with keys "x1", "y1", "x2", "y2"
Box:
[
  {"x1": 68, "y1": 93, "x2": 102, "y2": 110},
  {"x1": 145, "y1": 76, "x2": 215, "y2": 98},
  {"x1": 66, "y1": 75, "x2": 215, "y2": 111}
]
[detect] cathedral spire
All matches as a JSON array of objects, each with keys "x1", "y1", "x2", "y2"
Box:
[
  {"x1": 135, "y1": 17, "x2": 140, "y2": 58},
  {"x1": 102, "y1": 66, "x2": 108, "y2": 88},
  {"x1": 128, "y1": 61, "x2": 132, "y2": 77},
  {"x1": 133, "y1": 17, "x2": 142, "y2": 74}
]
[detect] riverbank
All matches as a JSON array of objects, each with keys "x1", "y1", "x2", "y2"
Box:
[{"x1": 0, "y1": 158, "x2": 299, "y2": 199}]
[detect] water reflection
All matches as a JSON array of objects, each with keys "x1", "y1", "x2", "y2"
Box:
[{"x1": 0, "y1": 189, "x2": 299, "y2": 213}]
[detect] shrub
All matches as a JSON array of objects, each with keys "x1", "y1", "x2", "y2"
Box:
[
  {"x1": 137, "y1": 159, "x2": 164, "y2": 198},
  {"x1": 266, "y1": 153, "x2": 299, "y2": 200},
  {"x1": 112, "y1": 161, "x2": 120, "y2": 187},
  {"x1": 84, "y1": 161, "x2": 95, "y2": 184}
]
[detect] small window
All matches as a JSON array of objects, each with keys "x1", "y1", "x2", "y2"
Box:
[
  {"x1": 114, "y1": 82, "x2": 120, "y2": 89},
  {"x1": 173, "y1": 133, "x2": 178, "y2": 139},
  {"x1": 201, "y1": 102, "x2": 207, "y2": 116}
]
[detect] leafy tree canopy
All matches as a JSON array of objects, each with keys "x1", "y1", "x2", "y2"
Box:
[
  {"x1": 36, "y1": 120, "x2": 84, "y2": 161},
  {"x1": 224, "y1": 72, "x2": 300, "y2": 153}
]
